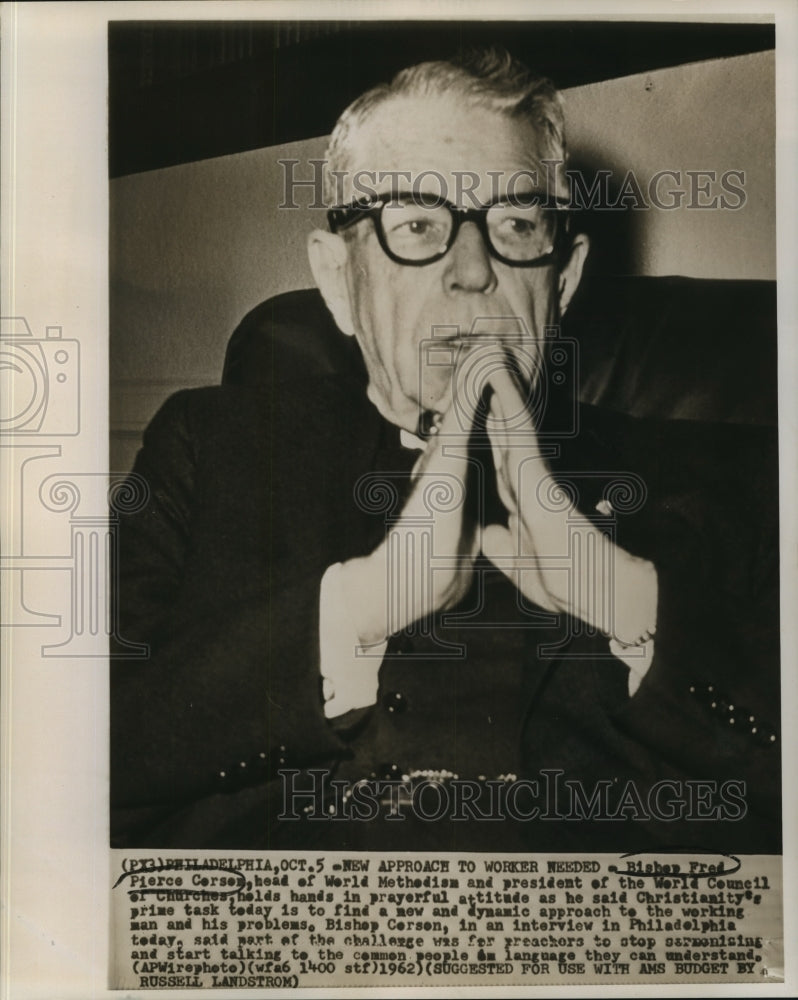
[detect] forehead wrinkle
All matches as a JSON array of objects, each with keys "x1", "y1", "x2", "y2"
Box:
[{"x1": 339, "y1": 95, "x2": 550, "y2": 204}]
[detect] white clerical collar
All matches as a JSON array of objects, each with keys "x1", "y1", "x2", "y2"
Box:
[{"x1": 399, "y1": 428, "x2": 427, "y2": 451}]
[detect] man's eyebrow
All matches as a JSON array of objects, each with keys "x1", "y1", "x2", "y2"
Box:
[
  {"x1": 348, "y1": 188, "x2": 557, "y2": 212},
  {"x1": 368, "y1": 189, "x2": 452, "y2": 206},
  {"x1": 400, "y1": 189, "x2": 448, "y2": 202}
]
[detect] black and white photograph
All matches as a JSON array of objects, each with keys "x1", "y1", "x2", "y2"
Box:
[
  {"x1": 110, "y1": 18, "x2": 780, "y2": 853},
  {"x1": 1, "y1": 2, "x2": 796, "y2": 996}
]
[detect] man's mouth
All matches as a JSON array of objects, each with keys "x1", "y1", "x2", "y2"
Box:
[{"x1": 428, "y1": 315, "x2": 533, "y2": 343}]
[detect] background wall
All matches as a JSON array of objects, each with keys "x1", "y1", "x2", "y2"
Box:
[
  {"x1": 565, "y1": 50, "x2": 774, "y2": 281},
  {"x1": 110, "y1": 50, "x2": 775, "y2": 472},
  {"x1": 110, "y1": 133, "x2": 327, "y2": 472}
]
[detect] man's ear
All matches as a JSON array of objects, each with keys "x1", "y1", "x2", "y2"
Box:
[
  {"x1": 307, "y1": 229, "x2": 357, "y2": 337},
  {"x1": 558, "y1": 232, "x2": 590, "y2": 317}
]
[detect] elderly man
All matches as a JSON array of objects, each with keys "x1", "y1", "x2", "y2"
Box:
[{"x1": 111, "y1": 51, "x2": 779, "y2": 852}]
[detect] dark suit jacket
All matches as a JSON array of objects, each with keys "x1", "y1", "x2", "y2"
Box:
[{"x1": 111, "y1": 309, "x2": 780, "y2": 853}]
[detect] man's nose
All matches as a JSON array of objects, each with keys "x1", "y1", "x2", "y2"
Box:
[{"x1": 444, "y1": 221, "x2": 497, "y2": 295}]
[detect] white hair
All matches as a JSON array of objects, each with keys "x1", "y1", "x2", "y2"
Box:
[{"x1": 324, "y1": 48, "x2": 566, "y2": 205}]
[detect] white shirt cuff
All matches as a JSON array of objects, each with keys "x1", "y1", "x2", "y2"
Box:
[
  {"x1": 319, "y1": 563, "x2": 386, "y2": 719},
  {"x1": 609, "y1": 637, "x2": 656, "y2": 696}
]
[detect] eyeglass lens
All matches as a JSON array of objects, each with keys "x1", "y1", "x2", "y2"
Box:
[{"x1": 379, "y1": 199, "x2": 557, "y2": 263}]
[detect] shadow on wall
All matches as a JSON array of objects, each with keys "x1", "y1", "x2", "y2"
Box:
[{"x1": 566, "y1": 158, "x2": 638, "y2": 280}]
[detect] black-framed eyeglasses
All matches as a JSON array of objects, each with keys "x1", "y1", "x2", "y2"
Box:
[{"x1": 327, "y1": 189, "x2": 571, "y2": 267}]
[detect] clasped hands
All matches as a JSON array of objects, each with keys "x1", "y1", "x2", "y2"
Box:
[{"x1": 341, "y1": 344, "x2": 657, "y2": 650}]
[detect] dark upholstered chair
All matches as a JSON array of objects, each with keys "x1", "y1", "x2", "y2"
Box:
[{"x1": 223, "y1": 276, "x2": 777, "y2": 428}]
